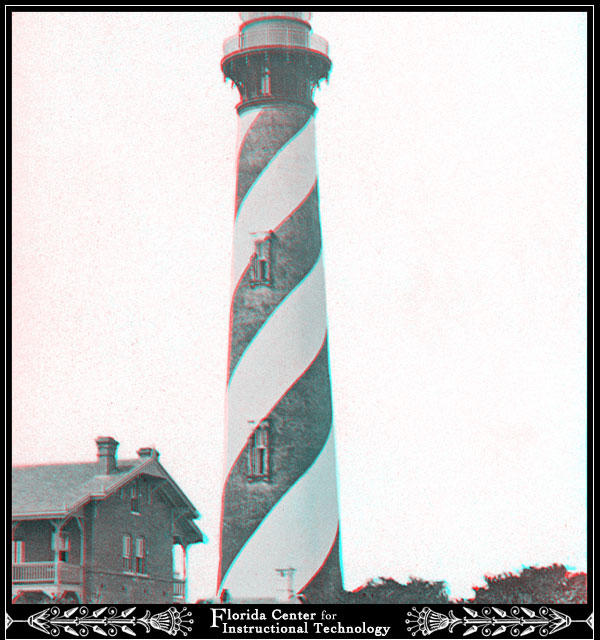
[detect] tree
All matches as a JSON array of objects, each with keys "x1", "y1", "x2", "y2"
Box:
[
  {"x1": 471, "y1": 564, "x2": 587, "y2": 604},
  {"x1": 345, "y1": 577, "x2": 449, "y2": 604}
]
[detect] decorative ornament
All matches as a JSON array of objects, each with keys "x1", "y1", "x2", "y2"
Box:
[
  {"x1": 6, "y1": 606, "x2": 193, "y2": 637},
  {"x1": 405, "y1": 606, "x2": 588, "y2": 637}
]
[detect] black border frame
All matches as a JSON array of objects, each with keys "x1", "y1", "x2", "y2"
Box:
[{"x1": 5, "y1": 6, "x2": 593, "y2": 639}]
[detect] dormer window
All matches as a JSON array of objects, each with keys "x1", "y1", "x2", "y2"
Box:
[
  {"x1": 131, "y1": 481, "x2": 140, "y2": 513},
  {"x1": 250, "y1": 233, "x2": 272, "y2": 287},
  {"x1": 248, "y1": 421, "x2": 270, "y2": 481}
]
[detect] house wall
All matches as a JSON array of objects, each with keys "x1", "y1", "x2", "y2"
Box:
[
  {"x1": 14, "y1": 520, "x2": 54, "y2": 562},
  {"x1": 85, "y1": 475, "x2": 176, "y2": 603}
]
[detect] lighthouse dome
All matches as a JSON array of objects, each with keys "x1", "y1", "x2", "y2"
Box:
[{"x1": 240, "y1": 12, "x2": 311, "y2": 25}]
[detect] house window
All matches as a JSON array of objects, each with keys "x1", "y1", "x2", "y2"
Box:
[
  {"x1": 58, "y1": 533, "x2": 70, "y2": 563},
  {"x1": 12, "y1": 540, "x2": 24, "y2": 564},
  {"x1": 251, "y1": 235, "x2": 272, "y2": 286},
  {"x1": 52, "y1": 532, "x2": 70, "y2": 562},
  {"x1": 135, "y1": 537, "x2": 146, "y2": 574},
  {"x1": 248, "y1": 421, "x2": 270, "y2": 480},
  {"x1": 122, "y1": 535, "x2": 133, "y2": 572},
  {"x1": 131, "y1": 481, "x2": 140, "y2": 513}
]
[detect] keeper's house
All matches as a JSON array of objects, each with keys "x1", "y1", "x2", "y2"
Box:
[{"x1": 11, "y1": 437, "x2": 204, "y2": 604}]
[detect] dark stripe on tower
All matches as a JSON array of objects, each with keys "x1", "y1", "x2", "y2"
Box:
[
  {"x1": 236, "y1": 105, "x2": 313, "y2": 216},
  {"x1": 228, "y1": 183, "x2": 321, "y2": 381},
  {"x1": 219, "y1": 338, "x2": 333, "y2": 584},
  {"x1": 302, "y1": 528, "x2": 343, "y2": 603}
]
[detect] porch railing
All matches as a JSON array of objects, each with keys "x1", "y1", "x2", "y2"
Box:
[
  {"x1": 58, "y1": 562, "x2": 84, "y2": 584},
  {"x1": 173, "y1": 578, "x2": 185, "y2": 599},
  {"x1": 13, "y1": 562, "x2": 83, "y2": 585}
]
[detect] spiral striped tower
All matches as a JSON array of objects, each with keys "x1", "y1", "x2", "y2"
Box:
[{"x1": 218, "y1": 12, "x2": 342, "y2": 603}]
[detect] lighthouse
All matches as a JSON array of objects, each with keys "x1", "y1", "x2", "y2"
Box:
[{"x1": 218, "y1": 12, "x2": 342, "y2": 602}]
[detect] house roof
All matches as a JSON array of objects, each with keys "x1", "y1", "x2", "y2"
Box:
[{"x1": 12, "y1": 456, "x2": 204, "y2": 545}]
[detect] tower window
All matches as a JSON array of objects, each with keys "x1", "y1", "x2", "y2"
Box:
[
  {"x1": 248, "y1": 421, "x2": 270, "y2": 481},
  {"x1": 259, "y1": 258, "x2": 268, "y2": 281},
  {"x1": 251, "y1": 234, "x2": 272, "y2": 286},
  {"x1": 261, "y1": 66, "x2": 271, "y2": 96}
]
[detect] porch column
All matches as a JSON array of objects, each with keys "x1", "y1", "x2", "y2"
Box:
[
  {"x1": 49, "y1": 521, "x2": 59, "y2": 583},
  {"x1": 73, "y1": 515, "x2": 85, "y2": 601},
  {"x1": 11, "y1": 522, "x2": 22, "y2": 584},
  {"x1": 11, "y1": 522, "x2": 20, "y2": 556},
  {"x1": 50, "y1": 519, "x2": 66, "y2": 594},
  {"x1": 183, "y1": 544, "x2": 188, "y2": 602}
]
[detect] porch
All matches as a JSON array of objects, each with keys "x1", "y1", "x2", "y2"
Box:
[{"x1": 12, "y1": 516, "x2": 85, "y2": 602}]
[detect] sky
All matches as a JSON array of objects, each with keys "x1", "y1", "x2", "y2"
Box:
[{"x1": 12, "y1": 11, "x2": 587, "y2": 601}]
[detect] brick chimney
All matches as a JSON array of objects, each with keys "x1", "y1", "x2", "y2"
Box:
[
  {"x1": 137, "y1": 447, "x2": 159, "y2": 460},
  {"x1": 96, "y1": 436, "x2": 119, "y2": 474}
]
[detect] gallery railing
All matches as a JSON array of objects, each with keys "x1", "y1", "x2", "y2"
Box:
[{"x1": 223, "y1": 29, "x2": 328, "y2": 57}]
